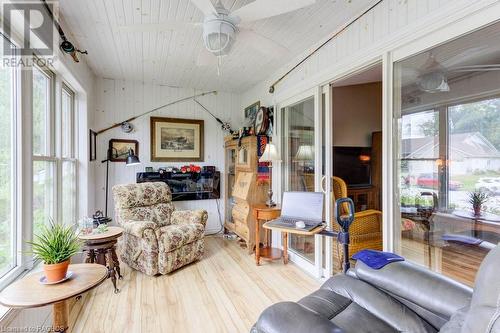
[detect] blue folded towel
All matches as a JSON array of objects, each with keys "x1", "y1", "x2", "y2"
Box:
[{"x1": 352, "y1": 249, "x2": 404, "y2": 269}]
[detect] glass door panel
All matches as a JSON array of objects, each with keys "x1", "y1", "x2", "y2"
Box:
[
  {"x1": 393, "y1": 21, "x2": 500, "y2": 286},
  {"x1": 282, "y1": 96, "x2": 316, "y2": 263}
]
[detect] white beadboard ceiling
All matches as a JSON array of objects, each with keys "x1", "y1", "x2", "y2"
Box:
[{"x1": 60, "y1": 0, "x2": 373, "y2": 93}]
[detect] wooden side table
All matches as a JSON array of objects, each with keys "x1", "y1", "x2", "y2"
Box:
[
  {"x1": 253, "y1": 205, "x2": 283, "y2": 265},
  {"x1": 79, "y1": 226, "x2": 123, "y2": 293},
  {"x1": 263, "y1": 222, "x2": 326, "y2": 266},
  {"x1": 0, "y1": 264, "x2": 107, "y2": 332}
]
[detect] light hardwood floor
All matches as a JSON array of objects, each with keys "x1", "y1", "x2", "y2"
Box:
[{"x1": 69, "y1": 236, "x2": 320, "y2": 333}]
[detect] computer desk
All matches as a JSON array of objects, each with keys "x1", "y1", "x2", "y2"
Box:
[{"x1": 262, "y1": 222, "x2": 326, "y2": 264}]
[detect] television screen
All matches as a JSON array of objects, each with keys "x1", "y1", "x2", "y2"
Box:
[{"x1": 333, "y1": 147, "x2": 371, "y2": 188}]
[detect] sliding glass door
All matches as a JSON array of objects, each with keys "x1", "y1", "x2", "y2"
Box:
[
  {"x1": 393, "y1": 21, "x2": 500, "y2": 286},
  {"x1": 280, "y1": 87, "x2": 331, "y2": 277},
  {"x1": 282, "y1": 96, "x2": 316, "y2": 265}
]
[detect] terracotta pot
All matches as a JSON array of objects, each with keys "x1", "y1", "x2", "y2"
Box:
[{"x1": 44, "y1": 260, "x2": 70, "y2": 283}]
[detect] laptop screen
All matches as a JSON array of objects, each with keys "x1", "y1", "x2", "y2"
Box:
[{"x1": 281, "y1": 192, "x2": 324, "y2": 221}]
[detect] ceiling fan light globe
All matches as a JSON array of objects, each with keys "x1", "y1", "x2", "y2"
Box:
[
  {"x1": 417, "y1": 72, "x2": 450, "y2": 93},
  {"x1": 202, "y1": 19, "x2": 235, "y2": 56}
]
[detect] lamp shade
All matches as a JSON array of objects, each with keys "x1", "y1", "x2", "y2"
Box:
[
  {"x1": 126, "y1": 149, "x2": 141, "y2": 166},
  {"x1": 259, "y1": 143, "x2": 280, "y2": 162},
  {"x1": 294, "y1": 145, "x2": 314, "y2": 161}
]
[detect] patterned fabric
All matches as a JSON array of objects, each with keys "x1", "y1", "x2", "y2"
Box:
[
  {"x1": 113, "y1": 182, "x2": 172, "y2": 209},
  {"x1": 171, "y1": 210, "x2": 208, "y2": 227},
  {"x1": 157, "y1": 223, "x2": 205, "y2": 252},
  {"x1": 158, "y1": 239, "x2": 204, "y2": 274},
  {"x1": 112, "y1": 182, "x2": 206, "y2": 276}
]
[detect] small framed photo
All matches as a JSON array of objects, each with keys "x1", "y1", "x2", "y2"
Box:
[
  {"x1": 244, "y1": 101, "x2": 260, "y2": 126},
  {"x1": 89, "y1": 129, "x2": 97, "y2": 161},
  {"x1": 109, "y1": 139, "x2": 139, "y2": 162}
]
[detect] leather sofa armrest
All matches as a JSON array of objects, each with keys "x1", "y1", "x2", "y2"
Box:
[
  {"x1": 354, "y1": 260, "x2": 472, "y2": 319},
  {"x1": 252, "y1": 301, "x2": 343, "y2": 333},
  {"x1": 121, "y1": 220, "x2": 159, "y2": 238},
  {"x1": 171, "y1": 210, "x2": 208, "y2": 228}
]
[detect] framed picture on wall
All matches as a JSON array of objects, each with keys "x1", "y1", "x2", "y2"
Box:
[
  {"x1": 109, "y1": 139, "x2": 139, "y2": 162},
  {"x1": 150, "y1": 117, "x2": 204, "y2": 162},
  {"x1": 244, "y1": 101, "x2": 260, "y2": 126},
  {"x1": 89, "y1": 129, "x2": 97, "y2": 161}
]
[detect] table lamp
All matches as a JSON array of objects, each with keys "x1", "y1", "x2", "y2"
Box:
[{"x1": 259, "y1": 143, "x2": 280, "y2": 207}]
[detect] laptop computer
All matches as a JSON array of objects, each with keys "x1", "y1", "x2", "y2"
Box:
[{"x1": 266, "y1": 191, "x2": 324, "y2": 231}]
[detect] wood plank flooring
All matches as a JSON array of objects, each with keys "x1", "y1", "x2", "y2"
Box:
[{"x1": 69, "y1": 236, "x2": 320, "y2": 333}]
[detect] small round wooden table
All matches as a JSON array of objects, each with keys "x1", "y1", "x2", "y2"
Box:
[
  {"x1": 0, "y1": 263, "x2": 107, "y2": 333},
  {"x1": 79, "y1": 226, "x2": 123, "y2": 293},
  {"x1": 253, "y1": 205, "x2": 283, "y2": 265}
]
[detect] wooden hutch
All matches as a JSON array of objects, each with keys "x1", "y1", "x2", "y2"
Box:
[{"x1": 224, "y1": 135, "x2": 268, "y2": 253}]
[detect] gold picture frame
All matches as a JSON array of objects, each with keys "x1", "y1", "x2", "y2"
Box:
[{"x1": 150, "y1": 117, "x2": 204, "y2": 162}]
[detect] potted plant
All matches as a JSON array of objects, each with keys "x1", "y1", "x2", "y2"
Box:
[
  {"x1": 468, "y1": 191, "x2": 489, "y2": 217},
  {"x1": 27, "y1": 221, "x2": 81, "y2": 283}
]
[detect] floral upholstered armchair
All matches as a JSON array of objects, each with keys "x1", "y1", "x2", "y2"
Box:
[{"x1": 112, "y1": 182, "x2": 208, "y2": 275}]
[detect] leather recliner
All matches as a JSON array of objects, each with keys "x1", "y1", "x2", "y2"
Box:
[{"x1": 252, "y1": 244, "x2": 500, "y2": 333}]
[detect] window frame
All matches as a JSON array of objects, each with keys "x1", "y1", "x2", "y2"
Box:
[{"x1": 0, "y1": 38, "x2": 23, "y2": 290}]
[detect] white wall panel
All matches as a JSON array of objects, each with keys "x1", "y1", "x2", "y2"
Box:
[
  {"x1": 92, "y1": 79, "x2": 242, "y2": 233},
  {"x1": 240, "y1": 0, "x2": 489, "y2": 109}
]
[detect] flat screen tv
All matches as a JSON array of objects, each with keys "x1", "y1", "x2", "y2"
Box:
[{"x1": 333, "y1": 146, "x2": 371, "y2": 188}]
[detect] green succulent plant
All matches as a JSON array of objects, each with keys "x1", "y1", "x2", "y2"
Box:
[
  {"x1": 27, "y1": 221, "x2": 82, "y2": 265},
  {"x1": 468, "y1": 191, "x2": 489, "y2": 209}
]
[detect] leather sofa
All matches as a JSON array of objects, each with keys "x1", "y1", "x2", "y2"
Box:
[
  {"x1": 112, "y1": 182, "x2": 208, "y2": 275},
  {"x1": 252, "y1": 244, "x2": 500, "y2": 333}
]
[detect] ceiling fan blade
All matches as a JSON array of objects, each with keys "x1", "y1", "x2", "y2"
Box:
[
  {"x1": 190, "y1": 0, "x2": 218, "y2": 16},
  {"x1": 441, "y1": 47, "x2": 489, "y2": 68},
  {"x1": 449, "y1": 64, "x2": 500, "y2": 72},
  {"x1": 238, "y1": 29, "x2": 289, "y2": 57},
  {"x1": 196, "y1": 48, "x2": 217, "y2": 67},
  {"x1": 115, "y1": 22, "x2": 200, "y2": 33},
  {"x1": 230, "y1": 0, "x2": 315, "y2": 23}
]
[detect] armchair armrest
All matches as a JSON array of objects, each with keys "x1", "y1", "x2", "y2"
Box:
[
  {"x1": 252, "y1": 301, "x2": 343, "y2": 333},
  {"x1": 121, "y1": 220, "x2": 159, "y2": 238},
  {"x1": 171, "y1": 210, "x2": 208, "y2": 227}
]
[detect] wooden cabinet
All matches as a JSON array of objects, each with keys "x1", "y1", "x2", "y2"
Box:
[
  {"x1": 347, "y1": 186, "x2": 379, "y2": 211},
  {"x1": 224, "y1": 136, "x2": 268, "y2": 253}
]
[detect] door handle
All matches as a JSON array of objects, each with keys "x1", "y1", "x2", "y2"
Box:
[{"x1": 321, "y1": 175, "x2": 327, "y2": 193}]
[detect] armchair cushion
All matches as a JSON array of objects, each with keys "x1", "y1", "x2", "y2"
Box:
[
  {"x1": 113, "y1": 182, "x2": 175, "y2": 226},
  {"x1": 171, "y1": 209, "x2": 208, "y2": 227},
  {"x1": 121, "y1": 220, "x2": 158, "y2": 238},
  {"x1": 157, "y1": 223, "x2": 205, "y2": 252}
]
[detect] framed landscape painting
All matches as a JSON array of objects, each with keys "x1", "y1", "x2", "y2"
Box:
[{"x1": 150, "y1": 117, "x2": 204, "y2": 162}]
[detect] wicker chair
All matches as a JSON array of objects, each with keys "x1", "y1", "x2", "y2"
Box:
[{"x1": 331, "y1": 176, "x2": 382, "y2": 271}]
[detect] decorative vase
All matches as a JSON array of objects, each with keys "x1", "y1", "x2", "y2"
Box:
[
  {"x1": 43, "y1": 260, "x2": 70, "y2": 283},
  {"x1": 473, "y1": 205, "x2": 482, "y2": 217}
]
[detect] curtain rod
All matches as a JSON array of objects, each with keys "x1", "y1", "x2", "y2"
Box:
[
  {"x1": 268, "y1": 0, "x2": 383, "y2": 94},
  {"x1": 96, "y1": 90, "x2": 217, "y2": 135}
]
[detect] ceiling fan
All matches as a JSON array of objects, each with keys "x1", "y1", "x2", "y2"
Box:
[
  {"x1": 410, "y1": 50, "x2": 500, "y2": 93},
  {"x1": 116, "y1": 0, "x2": 316, "y2": 72}
]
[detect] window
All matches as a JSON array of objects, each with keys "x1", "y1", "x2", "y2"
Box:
[
  {"x1": 0, "y1": 60, "x2": 16, "y2": 279},
  {"x1": 32, "y1": 66, "x2": 56, "y2": 236},
  {"x1": 32, "y1": 68, "x2": 78, "y2": 234},
  {"x1": 394, "y1": 21, "x2": 500, "y2": 286},
  {"x1": 60, "y1": 85, "x2": 77, "y2": 225}
]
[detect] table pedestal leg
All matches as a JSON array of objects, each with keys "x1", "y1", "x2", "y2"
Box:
[
  {"x1": 52, "y1": 300, "x2": 68, "y2": 332},
  {"x1": 111, "y1": 246, "x2": 122, "y2": 279},
  {"x1": 255, "y1": 220, "x2": 261, "y2": 266},
  {"x1": 283, "y1": 232, "x2": 288, "y2": 264},
  {"x1": 106, "y1": 248, "x2": 119, "y2": 293}
]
